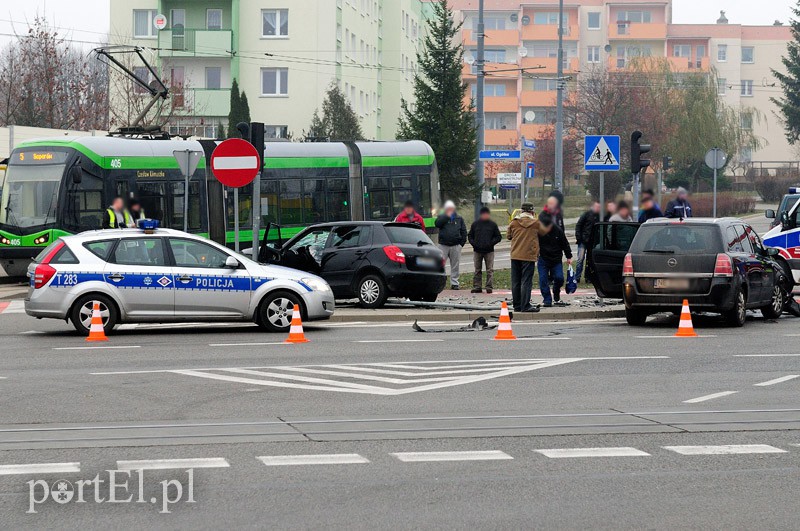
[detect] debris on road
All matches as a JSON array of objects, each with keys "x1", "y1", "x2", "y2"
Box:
[{"x1": 412, "y1": 317, "x2": 496, "y2": 333}]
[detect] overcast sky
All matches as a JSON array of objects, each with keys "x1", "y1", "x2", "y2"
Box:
[{"x1": 0, "y1": 1, "x2": 795, "y2": 48}]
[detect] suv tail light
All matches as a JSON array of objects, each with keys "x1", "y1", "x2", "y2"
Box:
[
  {"x1": 32, "y1": 241, "x2": 64, "y2": 289},
  {"x1": 622, "y1": 253, "x2": 634, "y2": 276},
  {"x1": 714, "y1": 253, "x2": 734, "y2": 277},
  {"x1": 383, "y1": 245, "x2": 406, "y2": 264}
]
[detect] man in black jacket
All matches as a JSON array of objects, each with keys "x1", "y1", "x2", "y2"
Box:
[
  {"x1": 468, "y1": 207, "x2": 502, "y2": 293},
  {"x1": 435, "y1": 200, "x2": 467, "y2": 289},
  {"x1": 574, "y1": 201, "x2": 600, "y2": 283},
  {"x1": 538, "y1": 211, "x2": 573, "y2": 307}
]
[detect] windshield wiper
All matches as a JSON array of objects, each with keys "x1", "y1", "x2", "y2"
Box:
[
  {"x1": 643, "y1": 249, "x2": 675, "y2": 254},
  {"x1": 417, "y1": 240, "x2": 432, "y2": 246}
]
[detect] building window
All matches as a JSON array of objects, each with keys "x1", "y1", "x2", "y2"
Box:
[
  {"x1": 531, "y1": 78, "x2": 558, "y2": 91},
  {"x1": 587, "y1": 12, "x2": 601, "y2": 30},
  {"x1": 696, "y1": 45, "x2": 706, "y2": 57},
  {"x1": 469, "y1": 48, "x2": 507, "y2": 63},
  {"x1": 717, "y1": 78, "x2": 727, "y2": 96},
  {"x1": 205, "y1": 67, "x2": 221, "y2": 90},
  {"x1": 207, "y1": 9, "x2": 222, "y2": 30},
  {"x1": 673, "y1": 45, "x2": 691, "y2": 58},
  {"x1": 265, "y1": 125, "x2": 289, "y2": 139},
  {"x1": 717, "y1": 44, "x2": 727, "y2": 62},
  {"x1": 617, "y1": 11, "x2": 651, "y2": 23},
  {"x1": 473, "y1": 16, "x2": 506, "y2": 30},
  {"x1": 262, "y1": 9, "x2": 289, "y2": 37},
  {"x1": 261, "y1": 67, "x2": 289, "y2": 96},
  {"x1": 471, "y1": 83, "x2": 507, "y2": 97},
  {"x1": 171, "y1": 67, "x2": 185, "y2": 108},
  {"x1": 741, "y1": 80, "x2": 753, "y2": 97},
  {"x1": 741, "y1": 112, "x2": 753, "y2": 130},
  {"x1": 534, "y1": 12, "x2": 567, "y2": 25},
  {"x1": 587, "y1": 46, "x2": 600, "y2": 63},
  {"x1": 171, "y1": 9, "x2": 186, "y2": 29},
  {"x1": 484, "y1": 113, "x2": 516, "y2": 130},
  {"x1": 740, "y1": 147, "x2": 752, "y2": 162},
  {"x1": 133, "y1": 10, "x2": 157, "y2": 39},
  {"x1": 742, "y1": 46, "x2": 755, "y2": 63}
]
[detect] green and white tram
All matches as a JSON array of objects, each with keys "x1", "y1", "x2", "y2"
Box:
[{"x1": 0, "y1": 136, "x2": 440, "y2": 276}]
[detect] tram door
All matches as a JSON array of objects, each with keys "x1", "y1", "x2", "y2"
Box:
[{"x1": 136, "y1": 182, "x2": 167, "y2": 224}]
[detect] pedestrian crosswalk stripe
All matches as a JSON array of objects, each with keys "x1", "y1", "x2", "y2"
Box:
[
  {"x1": 0, "y1": 300, "x2": 25, "y2": 314},
  {"x1": 662, "y1": 445, "x2": 787, "y2": 455},
  {"x1": 116, "y1": 458, "x2": 230, "y2": 470},
  {"x1": 391, "y1": 451, "x2": 513, "y2": 462},
  {"x1": 535, "y1": 447, "x2": 651, "y2": 458},
  {"x1": 258, "y1": 454, "x2": 369, "y2": 466},
  {"x1": 0, "y1": 462, "x2": 80, "y2": 475}
]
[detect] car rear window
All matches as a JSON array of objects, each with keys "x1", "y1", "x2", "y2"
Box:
[
  {"x1": 33, "y1": 241, "x2": 62, "y2": 263},
  {"x1": 384, "y1": 225, "x2": 434, "y2": 245},
  {"x1": 50, "y1": 245, "x2": 79, "y2": 264},
  {"x1": 630, "y1": 224, "x2": 722, "y2": 255},
  {"x1": 83, "y1": 240, "x2": 117, "y2": 261}
]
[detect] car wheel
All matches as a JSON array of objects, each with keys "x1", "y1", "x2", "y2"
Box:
[
  {"x1": 357, "y1": 274, "x2": 388, "y2": 309},
  {"x1": 760, "y1": 284, "x2": 784, "y2": 320},
  {"x1": 70, "y1": 294, "x2": 117, "y2": 336},
  {"x1": 724, "y1": 288, "x2": 747, "y2": 327},
  {"x1": 258, "y1": 291, "x2": 302, "y2": 333},
  {"x1": 625, "y1": 307, "x2": 648, "y2": 326}
]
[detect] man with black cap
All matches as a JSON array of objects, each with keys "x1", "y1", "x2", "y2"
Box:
[
  {"x1": 126, "y1": 199, "x2": 146, "y2": 227},
  {"x1": 468, "y1": 206, "x2": 501, "y2": 293},
  {"x1": 507, "y1": 202, "x2": 549, "y2": 312},
  {"x1": 538, "y1": 208, "x2": 573, "y2": 307}
]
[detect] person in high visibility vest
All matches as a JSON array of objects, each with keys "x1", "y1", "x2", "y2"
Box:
[
  {"x1": 102, "y1": 197, "x2": 127, "y2": 229},
  {"x1": 126, "y1": 199, "x2": 146, "y2": 227}
]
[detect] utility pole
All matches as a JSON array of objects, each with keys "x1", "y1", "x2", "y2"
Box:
[
  {"x1": 554, "y1": 0, "x2": 565, "y2": 192},
  {"x1": 474, "y1": 0, "x2": 485, "y2": 221}
]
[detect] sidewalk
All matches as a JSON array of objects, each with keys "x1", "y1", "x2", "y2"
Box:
[{"x1": 0, "y1": 283, "x2": 27, "y2": 301}]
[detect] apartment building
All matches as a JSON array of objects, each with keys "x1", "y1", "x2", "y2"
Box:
[
  {"x1": 451, "y1": 0, "x2": 793, "y2": 164},
  {"x1": 108, "y1": 0, "x2": 426, "y2": 140}
]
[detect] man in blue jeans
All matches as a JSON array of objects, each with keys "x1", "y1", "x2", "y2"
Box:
[{"x1": 537, "y1": 211, "x2": 573, "y2": 307}]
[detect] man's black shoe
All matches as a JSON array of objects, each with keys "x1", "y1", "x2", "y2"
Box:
[
  {"x1": 451, "y1": 285, "x2": 460, "y2": 290},
  {"x1": 486, "y1": 289, "x2": 493, "y2": 294},
  {"x1": 521, "y1": 306, "x2": 540, "y2": 313},
  {"x1": 542, "y1": 303, "x2": 553, "y2": 308},
  {"x1": 471, "y1": 288, "x2": 482, "y2": 294}
]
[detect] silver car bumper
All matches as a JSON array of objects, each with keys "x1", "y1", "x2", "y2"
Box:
[{"x1": 303, "y1": 290, "x2": 335, "y2": 321}]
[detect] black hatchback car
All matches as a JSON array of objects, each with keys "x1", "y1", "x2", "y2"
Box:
[
  {"x1": 261, "y1": 222, "x2": 446, "y2": 308},
  {"x1": 586, "y1": 218, "x2": 792, "y2": 327}
]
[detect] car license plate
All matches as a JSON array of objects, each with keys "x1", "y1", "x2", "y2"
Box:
[
  {"x1": 654, "y1": 278, "x2": 690, "y2": 290},
  {"x1": 416, "y1": 257, "x2": 437, "y2": 267}
]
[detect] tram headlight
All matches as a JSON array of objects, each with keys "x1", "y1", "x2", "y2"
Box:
[
  {"x1": 33, "y1": 234, "x2": 50, "y2": 245},
  {"x1": 0, "y1": 236, "x2": 10, "y2": 245}
]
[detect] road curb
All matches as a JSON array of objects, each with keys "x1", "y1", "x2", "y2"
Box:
[{"x1": 326, "y1": 308, "x2": 625, "y2": 323}]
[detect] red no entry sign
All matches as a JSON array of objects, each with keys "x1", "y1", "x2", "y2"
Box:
[{"x1": 210, "y1": 138, "x2": 261, "y2": 188}]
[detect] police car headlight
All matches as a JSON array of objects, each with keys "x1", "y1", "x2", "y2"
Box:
[{"x1": 302, "y1": 277, "x2": 331, "y2": 292}]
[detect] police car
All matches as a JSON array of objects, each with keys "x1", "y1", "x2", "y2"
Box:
[
  {"x1": 25, "y1": 222, "x2": 335, "y2": 334},
  {"x1": 764, "y1": 194, "x2": 800, "y2": 287}
]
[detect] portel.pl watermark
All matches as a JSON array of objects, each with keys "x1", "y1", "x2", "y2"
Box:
[{"x1": 27, "y1": 469, "x2": 195, "y2": 514}]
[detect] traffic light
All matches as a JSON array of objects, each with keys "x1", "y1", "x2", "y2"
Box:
[
  {"x1": 663, "y1": 156, "x2": 673, "y2": 171},
  {"x1": 631, "y1": 131, "x2": 651, "y2": 174}
]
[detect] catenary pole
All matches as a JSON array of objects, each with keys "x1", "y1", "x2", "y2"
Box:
[
  {"x1": 554, "y1": 0, "x2": 565, "y2": 192},
  {"x1": 474, "y1": 0, "x2": 485, "y2": 221}
]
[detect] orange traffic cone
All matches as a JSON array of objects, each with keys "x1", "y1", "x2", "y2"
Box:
[
  {"x1": 675, "y1": 299, "x2": 698, "y2": 337},
  {"x1": 494, "y1": 301, "x2": 517, "y2": 340},
  {"x1": 285, "y1": 304, "x2": 310, "y2": 344},
  {"x1": 86, "y1": 301, "x2": 108, "y2": 342}
]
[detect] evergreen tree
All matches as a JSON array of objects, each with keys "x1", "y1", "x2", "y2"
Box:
[
  {"x1": 773, "y1": 2, "x2": 800, "y2": 145},
  {"x1": 216, "y1": 121, "x2": 225, "y2": 140},
  {"x1": 227, "y1": 78, "x2": 242, "y2": 138},
  {"x1": 305, "y1": 82, "x2": 364, "y2": 141},
  {"x1": 240, "y1": 91, "x2": 251, "y2": 124},
  {"x1": 397, "y1": 0, "x2": 477, "y2": 203}
]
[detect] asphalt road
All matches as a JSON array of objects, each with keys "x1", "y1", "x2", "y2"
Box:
[{"x1": 0, "y1": 300, "x2": 799, "y2": 528}]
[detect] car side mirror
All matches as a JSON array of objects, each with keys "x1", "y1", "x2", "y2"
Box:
[
  {"x1": 766, "y1": 247, "x2": 780, "y2": 257},
  {"x1": 765, "y1": 209, "x2": 776, "y2": 219},
  {"x1": 224, "y1": 256, "x2": 240, "y2": 269},
  {"x1": 70, "y1": 164, "x2": 82, "y2": 184}
]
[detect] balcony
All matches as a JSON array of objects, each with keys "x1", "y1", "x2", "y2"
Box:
[
  {"x1": 176, "y1": 88, "x2": 231, "y2": 117},
  {"x1": 485, "y1": 129, "x2": 519, "y2": 147},
  {"x1": 158, "y1": 29, "x2": 234, "y2": 58},
  {"x1": 610, "y1": 22, "x2": 667, "y2": 40},
  {"x1": 521, "y1": 91, "x2": 556, "y2": 107},
  {"x1": 520, "y1": 23, "x2": 579, "y2": 41},
  {"x1": 520, "y1": 57, "x2": 578, "y2": 73},
  {"x1": 667, "y1": 56, "x2": 710, "y2": 72},
  {"x1": 463, "y1": 29, "x2": 520, "y2": 47},
  {"x1": 520, "y1": 123, "x2": 549, "y2": 139}
]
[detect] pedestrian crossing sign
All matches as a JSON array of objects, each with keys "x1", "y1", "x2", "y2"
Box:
[{"x1": 584, "y1": 135, "x2": 621, "y2": 172}]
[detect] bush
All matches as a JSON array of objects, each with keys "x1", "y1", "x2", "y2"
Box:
[
  {"x1": 755, "y1": 175, "x2": 796, "y2": 202},
  {"x1": 689, "y1": 193, "x2": 755, "y2": 217}
]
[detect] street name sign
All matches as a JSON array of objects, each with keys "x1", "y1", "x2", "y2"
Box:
[{"x1": 479, "y1": 150, "x2": 522, "y2": 161}]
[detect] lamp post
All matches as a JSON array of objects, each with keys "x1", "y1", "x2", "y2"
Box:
[{"x1": 554, "y1": 0, "x2": 564, "y2": 192}]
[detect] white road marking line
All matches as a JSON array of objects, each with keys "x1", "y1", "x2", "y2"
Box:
[
  {"x1": 0, "y1": 462, "x2": 80, "y2": 475},
  {"x1": 354, "y1": 339, "x2": 444, "y2": 343},
  {"x1": 735, "y1": 354, "x2": 800, "y2": 357},
  {"x1": 663, "y1": 445, "x2": 787, "y2": 455},
  {"x1": 20, "y1": 330, "x2": 45, "y2": 335},
  {"x1": 516, "y1": 337, "x2": 571, "y2": 341},
  {"x1": 535, "y1": 447, "x2": 650, "y2": 458},
  {"x1": 116, "y1": 458, "x2": 230, "y2": 470},
  {"x1": 391, "y1": 451, "x2": 513, "y2": 462},
  {"x1": 636, "y1": 335, "x2": 717, "y2": 339},
  {"x1": 754, "y1": 375, "x2": 800, "y2": 387},
  {"x1": 258, "y1": 454, "x2": 369, "y2": 466},
  {"x1": 54, "y1": 345, "x2": 141, "y2": 351},
  {"x1": 208, "y1": 342, "x2": 289, "y2": 347},
  {"x1": 784, "y1": 334, "x2": 800, "y2": 337},
  {"x1": 683, "y1": 391, "x2": 738, "y2": 403},
  {"x1": 2, "y1": 301, "x2": 26, "y2": 314}
]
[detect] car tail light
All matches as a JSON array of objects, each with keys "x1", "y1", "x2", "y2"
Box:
[
  {"x1": 32, "y1": 240, "x2": 64, "y2": 289},
  {"x1": 714, "y1": 253, "x2": 733, "y2": 277},
  {"x1": 622, "y1": 253, "x2": 634, "y2": 276},
  {"x1": 383, "y1": 245, "x2": 406, "y2": 264}
]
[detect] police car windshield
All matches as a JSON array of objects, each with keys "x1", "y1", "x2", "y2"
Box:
[{"x1": 0, "y1": 163, "x2": 64, "y2": 228}]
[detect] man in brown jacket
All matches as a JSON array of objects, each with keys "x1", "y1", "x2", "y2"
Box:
[{"x1": 507, "y1": 203, "x2": 550, "y2": 313}]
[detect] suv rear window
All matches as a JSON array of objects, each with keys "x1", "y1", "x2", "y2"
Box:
[
  {"x1": 384, "y1": 225, "x2": 434, "y2": 245},
  {"x1": 630, "y1": 224, "x2": 722, "y2": 255}
]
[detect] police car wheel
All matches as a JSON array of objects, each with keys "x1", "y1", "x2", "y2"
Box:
[
  {"x1": 257, "y1": 291, "x2": 302, "y2": 333},
  {"x1": 70, "y1": 294, "x2": 118, "y2": 336}
]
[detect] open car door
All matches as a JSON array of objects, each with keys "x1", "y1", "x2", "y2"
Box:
[{"x1": 586, "y1": 222, "x2": 641, "y2": 298}]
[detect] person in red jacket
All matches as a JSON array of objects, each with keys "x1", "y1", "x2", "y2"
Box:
[{"x1": 394, "y1": 200, "x2": 426, "y2": 229}]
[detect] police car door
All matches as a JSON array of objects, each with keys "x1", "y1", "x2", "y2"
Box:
[
  {"x1": 104, "y1": 237, "x2": 175, "y2": 317},
  {"x1": 168, "y1": 237, "x2": 251, "y2": 317}
]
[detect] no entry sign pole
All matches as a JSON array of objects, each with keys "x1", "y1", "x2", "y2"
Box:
[{"x1": 250, "y1": 123, "x2": 265, "y2": 261}]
